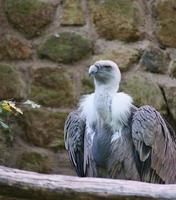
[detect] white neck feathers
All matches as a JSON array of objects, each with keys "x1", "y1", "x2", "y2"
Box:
[
  {"x1": 94, "y1": 79, "x2": 119, "y2": 94},
  {"x1": 111, "y1": 92, "x2": 133, "y2": 130},
  {"x1": 79, "y1": 92, "x2": 133, "y2": 131}
]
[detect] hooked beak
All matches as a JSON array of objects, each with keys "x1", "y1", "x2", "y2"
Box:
[{"x1": 89, "y1": 65, "x2": 98, "y2": 77}]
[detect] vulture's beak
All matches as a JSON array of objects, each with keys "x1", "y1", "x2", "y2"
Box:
[{"x1": 89, "y1": 65, "x2": 98, "y2": 77}]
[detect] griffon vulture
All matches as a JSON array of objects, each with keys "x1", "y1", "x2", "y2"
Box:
[{"x1": 64, "y1": 60, "x2": 176, "y2": 183}]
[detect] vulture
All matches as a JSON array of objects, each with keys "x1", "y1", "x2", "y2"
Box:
[{"x1": 64, "y1": 60, "x2": 176, "y2": 184}]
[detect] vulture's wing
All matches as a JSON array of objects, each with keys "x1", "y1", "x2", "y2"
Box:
[
  {"x1": 132, "y1": 105, "x2": 176, "y2": 183},
  {"x1": 64, "y1": 109, "x2": 86, "y2": 177}
]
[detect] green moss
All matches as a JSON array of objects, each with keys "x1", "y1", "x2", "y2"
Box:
[
  {"x1": 0, "y1": 33, "x2": 32, "y2": 60},
  {"x1": 153, "y1": 0, "x2": 176, "y2": 48},
  {"x1": 30, "y1": 67, "x2": 75, "y2": 108},
  {"x1": 0, "y1": 64, "x2": 26, "y2": 100},
  {"x1": 5, "y1": 0, "x2": 55, "y2": 38},
  {"x1": 88, "y1": 0, "x2": 97, "y2": 13},
  {"x1": 20, "y1": 108, "x2": 68, "y2": 150},
  {"x1": 49, "y1": 137, "x2": 65, "y2": 151},
  {"x1": 38, "y1": 32, "x2": 92, "y2": 63},
  {"x1": 93, "y1": 0, "x2": 144, "y2": 41},
  {"x1": 16, "y1": 152, "x2": 51, "y2": 173},
  {"x1": 31, "y1": 86, "x2": 71, "y2": 107},
  {"x1": 81, "y1": 76, "x2": 94, "y2": 94},
  {"x1": 120, "y1": 74, "x2": 167, "y2": 113},
  {"x1": 61, "y1": 0, "x2": 85, "y2": 26}
]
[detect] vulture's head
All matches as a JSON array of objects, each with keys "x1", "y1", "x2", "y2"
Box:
[{"x1": 89, "y1": 60, "x2": 121, "y2": 92}]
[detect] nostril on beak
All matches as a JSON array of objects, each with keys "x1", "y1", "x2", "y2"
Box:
[{"x1": 89, "y1": 65, "x2": 98, "y2": 77}]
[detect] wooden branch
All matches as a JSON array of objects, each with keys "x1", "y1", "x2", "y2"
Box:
[{"x1": 0, "y1": 166, "x2": 176, "y2": 200}]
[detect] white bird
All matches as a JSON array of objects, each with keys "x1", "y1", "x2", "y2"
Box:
[{"x1": 64, "y1": 60, "x2": 176, "y2": 183}]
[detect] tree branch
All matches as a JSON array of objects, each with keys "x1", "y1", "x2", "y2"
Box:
[{"x1": 0, "y1": 166, "x2": 176, "y2": 200}]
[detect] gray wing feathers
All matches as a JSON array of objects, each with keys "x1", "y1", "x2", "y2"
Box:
[
  {"x1": 64, "y1": 109, "x2": 85, "y2": 177},
  {"x1": 132, "y1": 105, "x2": 176, "y2": 183},
  {"x1": 84, "y1": 130, "x2": 97, "y2": 177}
]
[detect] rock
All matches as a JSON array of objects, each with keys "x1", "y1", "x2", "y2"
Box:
[
  {"x1": 0, "y1": 129, "x2": 10, "y2": 165},
  {"x1": 5, "y1": 0, "x2": 55, "y2": 38},
  {"x1": 140, "y1": 46, "x2": 169, "y2": 74},
  {"x1": 30, "y1": 67, "x2": 74, "y2": 108},
  {"x1": 0, "y1": 0, "x2": 10, "y2": 32},
  {"x1": 88, "y1": 0, "x2": 97, "y2": 14},
  {"x1": 0, "y1": 33, "x2": 32, "y2": 60},
  {"x1": 94, "y1": 47, "x2": 140, "y2": 72},
  {"x1": 0, "y1": 64, "x2": 26, "y2": 100},
  {"x1": 16, "y1": 151, "x2": 52, "y2": 173},
  {"x1": 153, "y1": 0, "x2": 176, "y2": 48},
  {"x1": 93, "y1": 0, "x2": 144, "y2": 41},
  {"x1": 20, "y1": 108, "x2": 68, "y2": 149},
  {"x1": 38, "y1": 32, "x2": 92, "y2": 63},
  {"x1": 57, "y1": 150, "x2": 75, "y2": 175},
  {"x1": 163, "y1": 85, "x2": 176, "y2": 120},
  {"x1": 169, "y1": 60, "x2": 176, "y2": 78},
  {"x1": 61, "y1": 0, "x2": 85, "y2": 26},
  {"x1": 120, "y1": 74, "x2": 167, "y2": 113}
]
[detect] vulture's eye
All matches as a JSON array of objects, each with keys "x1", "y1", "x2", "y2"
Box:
[{"x1": 103, "y1": 65, "x2": 111, "y2": 70}]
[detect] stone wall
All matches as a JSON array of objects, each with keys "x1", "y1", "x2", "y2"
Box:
[{"x1": 0, "y1": 0, "x2": 176, "y2": 175}]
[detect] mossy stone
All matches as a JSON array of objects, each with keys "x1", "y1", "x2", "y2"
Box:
[
  {"x1": 30, "y1": 67, "x2": 74, "y2": 108},
  {"x1": 93, "y1": 47, "x2": 140, "y2": 72},
  {"x1": 140, "y1": 46, "x2": 169, "y2": 74},
  {"x1": 5, "y1": 0, "x2": 55, "y2": 38},
  {"x1": 61, "y1": 0, "x2": 85, "y2": 26},
  {"x1": 0, "y1": 33, "x2": 32, "y2": 60},
  {"x1": 81, "y1": 74, "x2": 94, "y2": 94},
  {"x1": 163, "y1": 85, "x2": 176, "y2": 121},
  {"x1": 93, "y1": 0, "x2": 144, "y2": 41},
  {"x1": 120, "y1": 74, "x2": 166, "y2": 113},
  {"x1": 169, "y1": 60, "x2": 176, "y2": 78},
  {"x1": 38, "y1": 32, "x2": 92, "y2": 63},
  {"x1": 20, "y1": 108, "x2": 68, "y2": 150},
  {"x1": 16, "y1": 151, "x2": 52, "y2": 173},
  {"x1": 0, "y1": 64, "x2": 26, "y2": 100},
  {"x1": 88, "y1": 0, "x2": 99, "y2": 13},
  {"x1": 0, "y1": 129, "x2": 10, "y2": 165},
  {"x1": 153, "y1": 0, "x2": 176, "y2": 48}
]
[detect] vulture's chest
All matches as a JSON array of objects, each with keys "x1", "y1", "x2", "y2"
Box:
[
  {"x1": 91, "y1": 125, "x2": 139, "y2": 179},
  {"x1": 92, "y1": 125, "x2": 113, "y2": 168}
]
